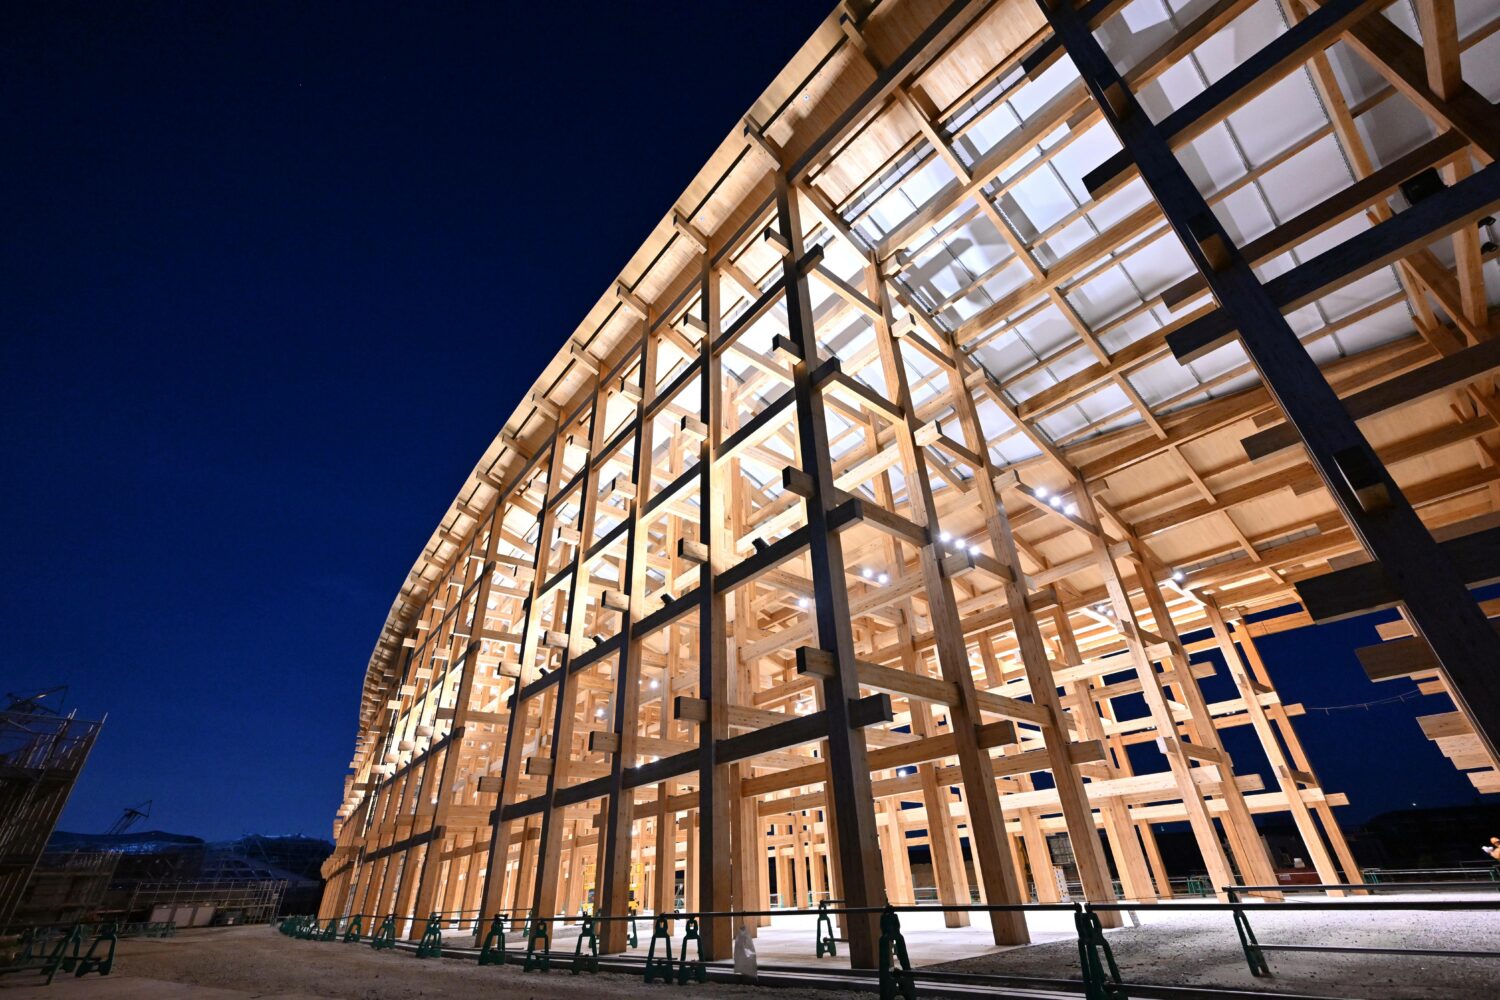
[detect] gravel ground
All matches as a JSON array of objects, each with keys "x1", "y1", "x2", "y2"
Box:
[
  {"x1": 5, "y1": 896, "x2": 1498, "y2": 1000},
  {"x1": 0, "y1": 924, "x2": 866, "y2": 1000},
  {"x1": 924, "y1": 895, "x2": 1500, "y2": 999}
]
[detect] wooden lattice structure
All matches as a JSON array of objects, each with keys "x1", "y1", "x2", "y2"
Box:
[{"x1": 318, "y1": 0, "x2": 1500, "y2": 964}]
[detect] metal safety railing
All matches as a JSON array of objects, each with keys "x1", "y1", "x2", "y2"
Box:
[
  {"x1": 280, "y1": 880, "x2": 1500, "y2": 1000},
  {"x1": 1221, "y1": 881, "x2": 1500, "y2": 976},
  {"x1": 1362, "y1": 865, "x2": 1500, "y2": 884}
]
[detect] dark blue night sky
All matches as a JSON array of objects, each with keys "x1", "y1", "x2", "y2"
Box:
[{"x1": 1, "y1": 2, "x2": 1481, "y2": 842}]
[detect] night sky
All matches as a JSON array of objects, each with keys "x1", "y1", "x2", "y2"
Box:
[{"x1": 2, "y1": 2, "x2": 1482, "y2": 844}]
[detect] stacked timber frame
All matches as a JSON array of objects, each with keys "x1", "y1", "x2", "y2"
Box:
[{"x1": 319, "y1": 0, "x2": 1500, "y2": 965}]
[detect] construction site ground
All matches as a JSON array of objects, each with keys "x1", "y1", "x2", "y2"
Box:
[{"x1": 3, "y1": 891, "x2": 1498, "y2": 999}]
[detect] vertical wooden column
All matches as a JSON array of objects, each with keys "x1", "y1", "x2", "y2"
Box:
[
  {"x1": 722, "y1": 373, "x2": 767, "y2": 932},
  {"x1": 866, "y1": 271, "x2": 1030, "y2": 943},
  {"x1": 1051, "y1": 607, "x2": 1157, "y2": 902},
  {"x1": 408, "y1": 526, "x2": 500, "y2": 932},
  {"x1": 530, "y1": 379, "x2": 610, "y2": 920},
  {"x1": 867, "y1": 438, "x2": 969, "y2": 928},
  {"x1": 891, "y1": 298, "x2": 1119, "y2": 923},
  {"x1": 694, "y1": 250, "x2": 734, "y2": 957},
  {"x1": 599, "y1": 320, "x2": 660, "y2": 953},
  {"x1": 1071, "y1": 480, "x2": 1240, "y2": 895},
  {"x1": 1201, "y1": 600, "x2": 1345, "y2": 887},
  {"x1": 775, "y1": 169, "x2": 887, "y2": 966},
  {"x1": 1129, "y1": 558, "x2": 1280, "y2": 893},
  {"x1": 478, "y1": 428, "x2": 568, "y2": 919}
]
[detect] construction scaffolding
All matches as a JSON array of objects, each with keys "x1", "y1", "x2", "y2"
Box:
[
  {"x1": 120, "y1": 879, "x2": 286, "y2": 927},
  {"x1": 0, "y1": 698, "x2": 103, "y2": 928},
  {"x1": 319, "y1": 0, "x2": 1500, "y2": 966}
]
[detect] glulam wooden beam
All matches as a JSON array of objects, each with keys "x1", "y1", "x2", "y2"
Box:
[{"x1": 1039, "y1": 0, "x2": 1500, "y2": 767}]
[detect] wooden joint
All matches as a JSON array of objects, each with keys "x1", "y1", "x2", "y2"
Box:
[
  {"x1": 1189, "y1": 214, "x2": 1232, "y2": 272},
  {"x1": 677, "y1": 537, "x2": 710, "y2": 564},
  {"x1": 942, "y1": 548, "x2": 978, "y2": 579},
  {"x1": 523, "y1": 757, "x2": 554, "y2": 776},
  {"x1": 771, "y1": 333, "x2": 804, "y2": 365},
  {"x1": 604, "y1": 475, "x2": 637, "y2": 503},
  {"x1": 588, "y1": 731, "x2": 621, "y2": 754},
  {"x1": 528, "y1": 392, "x2": 560, "y2": 422},
  {"x1": 568, "y1": 343, "x2": 600, "y2": 373},
  {"x1": 1333, "y1": 445, "x2": 1391, "y2": 512},
  {"x1": 742, "y1": 117, "x2": 782, "y2": 166},
  {"x1": 674, "y1": 695, "x2": 710, "y2": 722},
  {"x1": 763, "y1": 225, "x2": 792, "y2": 257},
  {"x1": 795, "y1": 646, "x2": 836, "y2": 678},
  {"x1": 615, "y1": 281, "x2": 650, "y2": 321},
  {"x1": 671, "y1": 211, "x2": 708, "y2": 253},
  {"x1": 1023, "y1": 587, "x2": 1058, "y2": 614},
  {"x1": 1101, "y1": 80, "x2": 1131, "y2": 120},
  {"x1": 809, "y1": 354, "x2": 843, "y2": 388},
  {"x1": 913, "y1": 419, "x2": 942, "y2": 447},
  {"x1": 782, "y1": 466, "x2": 816, "y2": 498}
]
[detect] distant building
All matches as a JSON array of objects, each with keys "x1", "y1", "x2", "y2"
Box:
[{"x1": 33, "y1": 830, "x2": 333, "y2": 926}]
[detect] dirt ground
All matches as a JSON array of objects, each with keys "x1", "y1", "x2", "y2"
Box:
[
  {"x1": 926, "y1": 896, "x2": 1500, "y2": 999},
  {"x1": 5, "y1": 897, "x2": 1500, "y2": 1000},
  {"x1": 0, "y1": 924, "x2": 865, "y2": 1000}
]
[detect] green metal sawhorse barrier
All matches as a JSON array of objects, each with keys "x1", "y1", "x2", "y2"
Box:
[
  {"x1": 1075, "y1": 906, "x2": 1128, "y2": 1000},
  {"x1": 644, "y1": 914, "x2": 674, "y2": 983},
  {"x1": 343, "y1": 915, "x2": 363, "y2": 943},
  {"x1": 877, "y1": 906, "x2": 915, "y2": 1000},
  {"x1": 369, "y1": 913, "x2": 397, "y2": 951},
  {"x1": 675, "y1": 916, "x2": 707, "y2": 984},
  {"x1": 523, "y1": 917, "x2": 551, "y2": 972},
  {"x1": 815, "y1": 899, "x2": 837, "y2": 957},
  {"x1": 72, "y1": 925, "x2": 117, "y2": 979},
  {"x1": 1223, "y1": 891, "x2": 1271, "y2": 978},
  {"x1": 3, "y1": 924, "x2": 84, "y2": 985},
  {"x1": 478, "y1": 913, "x2": 507, "y2": 965},
  {"x1": 571, "y1": 912, "x2": 599, "y2": 973},
  {"x1": 416, "y1": 912, "x2": 443, "y2": 958}
]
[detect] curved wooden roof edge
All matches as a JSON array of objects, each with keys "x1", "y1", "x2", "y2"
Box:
[{"x1": 347, "y1": 1, "x2": 896, "y2": 736}]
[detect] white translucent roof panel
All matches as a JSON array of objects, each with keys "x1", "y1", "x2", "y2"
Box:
[{"x1": 887, "y1": 0, "x2": 1488, "y2": 458}]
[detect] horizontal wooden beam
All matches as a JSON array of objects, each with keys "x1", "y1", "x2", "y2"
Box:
[
  {"x1": 1159, "y1": 130, "x2": 1468, "y2": 310},
  {"x1": 1168, "y1": 161, "x2": 1500, "y2": 363},
  {"x1": 1299, "y1": 524, "x2": 1500, "y2": 623},
  {"x1": 1084, "y1": 0, "x2": 1379, "y2": 199},
  {"x1": 1244, "y1": 335, "x2": 1500, "y2": 461}
]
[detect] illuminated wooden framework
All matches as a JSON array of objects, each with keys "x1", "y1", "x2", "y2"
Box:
[{"x1": 319, "y1": 0, "x2": 1500, "y2": 965}]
